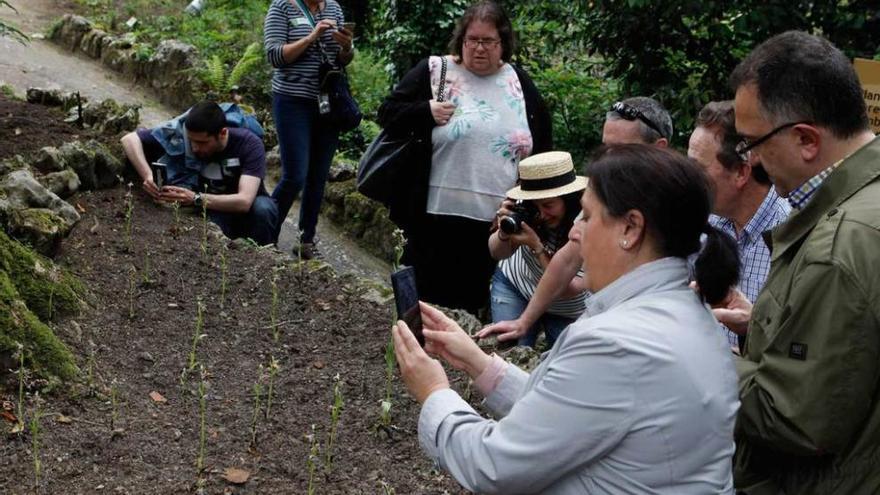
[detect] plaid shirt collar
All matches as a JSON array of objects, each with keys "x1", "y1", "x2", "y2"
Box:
[
  {"x1": 786, "y1": 159, "x2": 843, "y2": 210},
  {"x1": 714, "y1": 186, "x2": 789, "y2": 244}
]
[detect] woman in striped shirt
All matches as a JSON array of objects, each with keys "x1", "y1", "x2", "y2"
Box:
[
  {"x1": 489, "y1": 151, "x2": 588, "y2": 348},
  {"x1": 263, "y1": 0, "x2": 354, "y2": 257}
]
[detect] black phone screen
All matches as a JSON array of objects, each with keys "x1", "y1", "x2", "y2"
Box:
[{"x1": 390, "y1": 266, "x2": 424, "y2": 346}]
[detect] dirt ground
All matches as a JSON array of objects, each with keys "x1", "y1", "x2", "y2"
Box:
[
  {"x1": 0, "y1": 97, "x2": 471, "y2": 494},
  {"x1": 0, "y1": 96, "x2": 86, "y2": 161}
]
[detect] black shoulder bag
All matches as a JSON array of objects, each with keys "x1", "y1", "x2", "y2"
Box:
[{"x1": 356, "y1": 57, "x2": 448, "y2": 228}]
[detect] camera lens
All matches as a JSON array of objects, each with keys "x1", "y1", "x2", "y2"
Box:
[{"x1": 499, "y1": 215, "x2": 520, "y2": 235}]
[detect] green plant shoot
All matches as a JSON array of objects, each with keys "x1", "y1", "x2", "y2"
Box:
[
  {"x1": 110, "y1": 379, "x2": 119, "y2": 430},
  {"x1": 16, "y1": 343, "x2": 25, "y2": 433},
  {"x1": 265, "y1": 356, "x2": 279, "y2": 420},
  {"x1": 197, "y1": 365, "x2": 207, "y2": 473},
  {"x1": 271, "y1": 267, "x2": 281, "y2": 341},
  {"x1": 30, "y1": 394, "x2": 41, "y2": 489},
  {"x1": 188, "y1": 298, "x2": 205, "y2": 371},
  {"x1": 200, "y1": 185, "x2": 208, "y2": 257},
  {"x1": 250, "y1": 378, "x2": 263, "y2": 448},
  {"x1": 128, "y1": 264, "x2": 137, "y2": 320},
  {"x1": 325, "y1": 373, "x2": 344, "y2": 472},
  {"x1": 219, "y1": 246, "x2": 228, "y2": 309},
  {"x1": 306, "y1": 424, "x2": 320, "y2": 495},
  {"x1": 124, "y1": 182, "x2": 134, "y2": 252}
]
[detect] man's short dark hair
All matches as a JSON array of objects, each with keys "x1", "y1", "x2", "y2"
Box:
[
  {"x1": 448, "y1": 1, "x2": 516, "y2": 63},
  {"x1": 606, "y1": 96, "x2": 674, "y2": 143},
  {"x1": 185, "y1": 101, "x2": 227, "y2": 136},
  {"x1": 729, "y1": 30, "x2": 869, "y2": 139},
  {"x1": 696, "y1": 100, "x2": 770, "y2": 185}
]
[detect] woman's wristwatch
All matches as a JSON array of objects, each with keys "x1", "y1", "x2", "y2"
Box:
[{"x1": 532, "y1": 244, "x2": 546, "y2": 257}]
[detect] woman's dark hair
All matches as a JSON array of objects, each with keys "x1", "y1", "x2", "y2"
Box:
[
  {"x1": 184, "y1": 100, "x2": 227, "y2": 136},
  {"x1": 448, "y1": 1, "x2": 516, "y2": 63},
  {"x1": 586, "y1": 144, "x2": 739, "y2": 305}
]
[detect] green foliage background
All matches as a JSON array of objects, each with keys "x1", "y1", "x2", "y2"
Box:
[{"x1": 72, "y1": 0, "x2": 880, "y2": 162}]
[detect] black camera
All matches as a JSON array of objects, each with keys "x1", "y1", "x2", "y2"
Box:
[{"x1": 499, "y1": 200, "x2": 539, "y2": 235}]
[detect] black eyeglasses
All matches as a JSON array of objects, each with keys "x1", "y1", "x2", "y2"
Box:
[
  {"x1": 464, "y1": 37, "x2": 501, "y2": 49},
  {"x1": 735, "y1": 121, "x2": 810, "y2": 161},
  {"x1": 611, "y1": 102, "x2": 665, "y2": 139}
]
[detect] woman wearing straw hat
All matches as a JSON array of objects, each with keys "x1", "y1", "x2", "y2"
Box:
[{"x1": 489, "y1": 151, "x2": 587, "y2": 348}]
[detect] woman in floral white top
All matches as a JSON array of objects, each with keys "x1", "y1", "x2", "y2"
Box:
[{"x1": 378, "y1": 0, "x2": 552, "y2": 313}]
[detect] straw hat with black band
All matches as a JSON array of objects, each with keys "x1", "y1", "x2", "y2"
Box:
[{"x1": 506, "y1": 151, "x2": 587, "y2": 201}]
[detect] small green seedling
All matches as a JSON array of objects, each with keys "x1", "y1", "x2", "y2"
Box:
[
  {"x1": 219, "y1": 246, "x2": 228, "y2": 309},
  {"x1": 124, "y1": 182, "x2": 134, "y2": 252},
  {"x1": 306, "y1": 424, "x2": 321, "y2": 495},
  {"x1": 128, "y1": 264, "x2": 137, "y2": 320},
  {"x1": 110, "y1": 379, "x2": 120, "y2": 430},
  {"x1": 379, "y1": 335, "x2": 395, "y2": 429},
  {"x1": 265, "y1": 356, "x2": 279, "y2": 420},
  {"x1": 188, "y1": 298, "x2": 205, "y2": 371},
  {"x1": 197, "y1": 366, "x2": 207, "y2": 474},
  {"x1": 270, "y1": 267, "x2": 281, "y2": 341},
  {"x1": 200, "y1": 185, "x2": 208, "y2": 257},
  {"x1": 250, "y1": 378, "x2": 263, "y2": 448},
  {"x1": 15, "y1": 343, "x2": 25, "y2": 433},
  {"x1": 324, "y1": 374, "x2": 344, "y2": 472},
  {"x1": 171, "y1": 200, "x2": 181, "y2": 234},
  {"x1": 30, "y1": 394, "x2": 42, "y2": 490},
  {"x1": 142, "y1": 251, "x2": 154, "y2": 285}
]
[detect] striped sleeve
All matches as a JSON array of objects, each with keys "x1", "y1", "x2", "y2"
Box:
[{"x1": 264, "y1": 0, "x2": 290, "y2": 68}]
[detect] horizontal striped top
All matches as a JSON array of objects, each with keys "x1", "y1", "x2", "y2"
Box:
[
  {"x1": 499, "y1": 229, "x2": 587, "y2": 318},
  {"x1": 264, "y1": 0, "x2": 345, "y2": 100}
]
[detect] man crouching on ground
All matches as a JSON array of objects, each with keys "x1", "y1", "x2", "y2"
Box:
[{"x1": 121, "y1": 100, "x2": 278, "y2": 245}]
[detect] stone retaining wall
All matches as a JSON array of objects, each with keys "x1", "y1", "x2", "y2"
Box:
[{"x1": 50, "y1": 15, "x2": 198, "y2": 111}]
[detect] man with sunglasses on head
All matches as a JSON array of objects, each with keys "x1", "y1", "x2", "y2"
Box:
[
  {"x1": 688, "y1": 100, "x2": 791, "y2": 352},
  {"x1": 714, "y1": 31, "x2": 880, "y2": 494},
  {"x1": 479, "y1": 96, "x2": 672, "y2": 343}
]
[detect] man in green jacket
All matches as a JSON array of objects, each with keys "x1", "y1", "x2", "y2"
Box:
[{"x1": 716, "y1": 31, "x2": 880, "y2": 493}]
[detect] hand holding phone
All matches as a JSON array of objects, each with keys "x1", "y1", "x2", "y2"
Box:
[
  {"x1": 391, "y1": 266, "x2": 424, "y2": 347},
  {"x1": 342, "y1": 21, "x2": 356, "y2": 34},
  {"x1": 150, "y1": 162, "x2": 167, "y2": 188}
]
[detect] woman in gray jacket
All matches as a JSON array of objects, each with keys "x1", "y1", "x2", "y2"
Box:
[{"x1": 393, "y1": 145, "x2": 742, "y2": 494}]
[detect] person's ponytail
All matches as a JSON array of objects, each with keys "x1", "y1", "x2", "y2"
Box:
[{"x1": 694, "y1": 225, "x2": 740, "y2": 305}]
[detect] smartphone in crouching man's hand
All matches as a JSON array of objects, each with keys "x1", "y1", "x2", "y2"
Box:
[
  {"x1": 342, "y1": 22, "x2": 356, "y2": 34},
  {"x1": 391, "y1": 266, "x2": 424, "y2": 347},
  {"x1": 150, "y1": 162, "x2": 167, "y2": 188}
]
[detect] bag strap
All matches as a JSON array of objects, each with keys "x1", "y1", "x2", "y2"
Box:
[
  {"x1": 437, "y1": 56, "x2": 448, "y2": 103},
  {"x1": 291, "y1": 0, "x2": 334, "y2": 66}
]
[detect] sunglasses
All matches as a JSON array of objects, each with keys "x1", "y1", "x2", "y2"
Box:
[{"x1": 611, "y1": 101, "x2": 665, "y2": 139}]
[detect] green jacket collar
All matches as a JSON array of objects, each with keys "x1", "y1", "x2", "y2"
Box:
[{"x1": 771, "y1": 136, "x2": 880, "y2": 262}]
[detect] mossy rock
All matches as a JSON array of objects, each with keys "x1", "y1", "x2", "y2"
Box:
[
  {"x1": 0, "y1": 270, "x2": 78, "y2": 381},
  {"x1": 0, "y1": 230, "x2": 85, "y2": 322}
]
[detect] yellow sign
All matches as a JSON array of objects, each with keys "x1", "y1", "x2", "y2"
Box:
[{"x1": 855, "y1": 58, "x2": 880, "y2": 134}]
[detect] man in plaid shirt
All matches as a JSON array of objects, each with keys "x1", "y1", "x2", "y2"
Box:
[{"x1": 688, "y1": 100, "x2": 791, "y2": 350}]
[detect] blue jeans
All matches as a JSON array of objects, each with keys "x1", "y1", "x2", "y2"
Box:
[
  {"x1": 271, "y1": 93, "x2": 339, "y2": 243},
  {"x1": 209, "y1": 195, "x2": 278, "y2": 246},
  {"x1": 490, "y1": 269, "x2": 574, "y2": 348}
]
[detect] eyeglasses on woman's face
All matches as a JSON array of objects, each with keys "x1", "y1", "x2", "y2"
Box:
[{"x1": 464, "y1": 37, "x2": 501, "y2": 50}]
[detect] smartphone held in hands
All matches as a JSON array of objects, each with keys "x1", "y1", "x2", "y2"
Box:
[
  {"x1": 150, "y1": 162, "x2": 167, "y2": 188},
  {"x1": 391, "y1": 266, "x2": 424, "y2": 347},
  {"x1": 342, "y1": 21, "x2": 356, "y2": 33}
]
